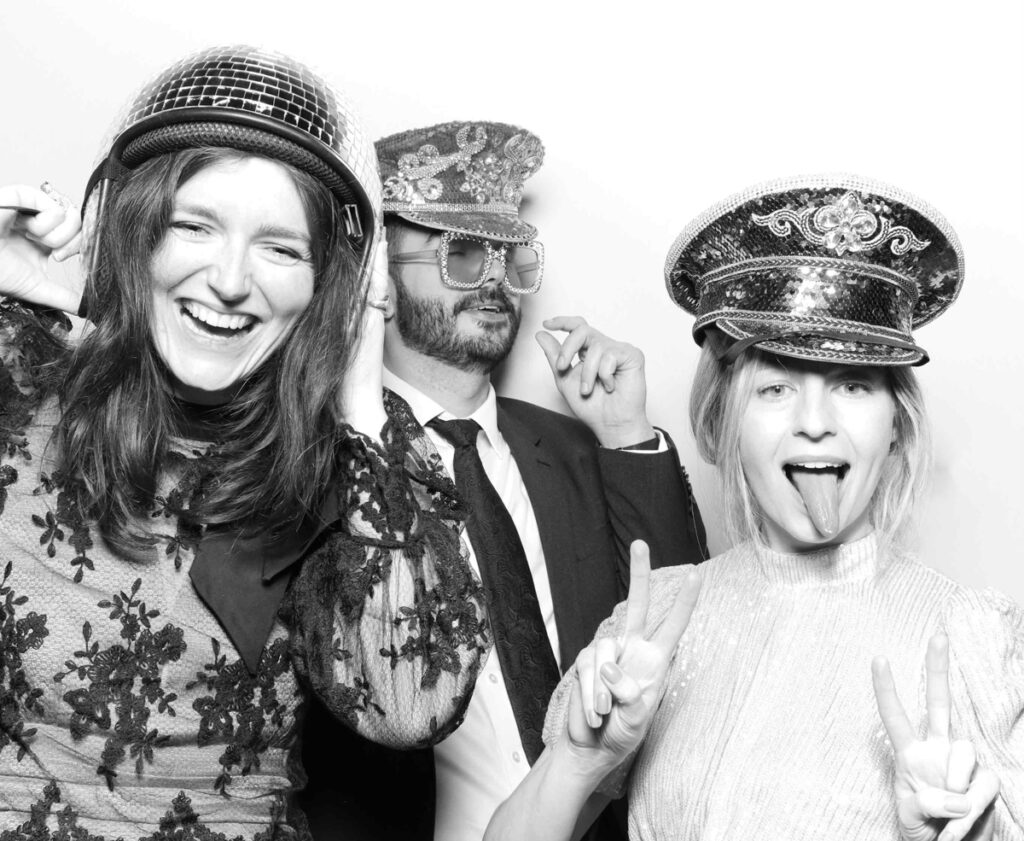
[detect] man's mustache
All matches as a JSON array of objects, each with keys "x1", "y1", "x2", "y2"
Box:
[{"x1": 455, "y1": 289, "x2": 516, "y2": 314}]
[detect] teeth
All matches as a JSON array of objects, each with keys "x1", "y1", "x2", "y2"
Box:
[
  {"x1": 791, "y1": 462, "x2": 842, "y2": 470},
  {"x1": 182, "y1": 301, "x2": 255, "y2": 331}
]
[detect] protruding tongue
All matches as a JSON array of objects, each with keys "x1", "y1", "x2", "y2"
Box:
[{"x1": 790, "y1": 469, "x2": 840, "y2": 538}]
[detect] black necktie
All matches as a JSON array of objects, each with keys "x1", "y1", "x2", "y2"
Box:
[{"x1": 429, "y1": 417, "x2": 560, "y2": 764}]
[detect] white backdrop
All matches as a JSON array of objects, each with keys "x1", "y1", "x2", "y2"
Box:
[{"x1": 2, "y1": 0, "x2": 1021, "y2": 603}]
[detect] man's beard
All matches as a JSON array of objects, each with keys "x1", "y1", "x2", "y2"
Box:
[{"x1": 393, "y1": 279, "x2": 521, "y2": 373}]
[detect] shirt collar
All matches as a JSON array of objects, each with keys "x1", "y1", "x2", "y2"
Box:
[{"x1": 383, "y1": 368, "x2": 508, "y2": 458}]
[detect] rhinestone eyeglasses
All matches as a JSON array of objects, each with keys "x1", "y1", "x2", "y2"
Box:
[{"x1": 391, "y1": 231, "x2": 544, "y2": 294}]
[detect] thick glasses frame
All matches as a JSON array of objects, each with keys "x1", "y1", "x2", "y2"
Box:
[{"x1": 391, "y1": 231, "x2": 545, "y2": 294}]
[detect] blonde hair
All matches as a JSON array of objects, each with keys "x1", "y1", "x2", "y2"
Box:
[{"x1": 689, "y1": 343, "x2": 931, "y2": 551}]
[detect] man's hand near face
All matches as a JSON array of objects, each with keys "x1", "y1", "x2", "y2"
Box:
[{"x1": 536, "y1": 316, "x2": 657, "y2": 449}]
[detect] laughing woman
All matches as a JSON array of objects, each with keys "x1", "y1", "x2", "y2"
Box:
[
  {"x1": 485, "y1": 176, "x2": 1023, "y2": 841},
  {"x1": 0, "y1": 47, "x2": 485, "y2": 838}
]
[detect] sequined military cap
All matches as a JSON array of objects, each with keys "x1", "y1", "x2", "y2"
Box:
[
  {"x1": 376, "y1": 121, "x2": 544, "y2": 243},
  {"x1": 665, "y1": 175, "x2": 964, "y2": 365},
  {"x1": 84, "y1": 45, "x2": 381, "y2": 263}
]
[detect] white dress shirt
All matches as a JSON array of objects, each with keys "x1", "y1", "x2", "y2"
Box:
[{"x1": 383, "y1": 370, "x2": 561, "y2": 841}]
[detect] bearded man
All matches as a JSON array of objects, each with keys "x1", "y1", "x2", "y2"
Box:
[{"x1": 299, "y1": 121, "x2": 707, "y2": 841}]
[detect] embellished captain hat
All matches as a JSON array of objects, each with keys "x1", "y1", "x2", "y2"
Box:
[
  {"x1": 665, "y1": 174, "x2": 964, "y2": 366},
  {"x1": 376, "y1": 121, "x2": 544, "y2": 243},
  {"x1": 84, "y1": 45, "x2": 381, "y2": 273}
]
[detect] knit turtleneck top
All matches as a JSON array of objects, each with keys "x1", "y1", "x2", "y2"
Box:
[{"x1": 544, "y1": 533, "x2": 1024, "y2": 840}]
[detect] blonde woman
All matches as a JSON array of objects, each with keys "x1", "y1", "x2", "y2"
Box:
[{"x1": 486, "y1": 175, "x2": 1023, "y2": 841}]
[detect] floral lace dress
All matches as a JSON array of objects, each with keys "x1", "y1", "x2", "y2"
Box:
[{"x1": 0, "y1": 301, "x2": 488, "y2": 840}]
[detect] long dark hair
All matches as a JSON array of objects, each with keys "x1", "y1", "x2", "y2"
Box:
[{"x1": 54, "y1": 147, "x2": 365, "y2": 547}]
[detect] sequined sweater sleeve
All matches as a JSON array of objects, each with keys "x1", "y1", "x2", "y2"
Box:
[
  {"x1": 541, "y1": 540, "x2": 1024, "y2": 839},
  {"x1": 942, "y1": 588, "x2": 1024, "y2": 838},
  {"x1": 541, "y1": 570, "x2": 676, "y2": 799},
  {"x1": 287, "y1": 389, "x2": 489, "y2": 749}
]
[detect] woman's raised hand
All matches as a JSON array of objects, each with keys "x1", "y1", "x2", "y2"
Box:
[
  {"x1": 339, "y1": 234, "x2": 389, "y2": 437},
  {"x1": 566, "y1": 541, "x2": 702, "y2": 770},
  {"x1": 873, "y1": 635, "x2": 1000, "y2": 841},
  {"x1": 0, "y1": 184, "x2": 83, "y2": 313}
]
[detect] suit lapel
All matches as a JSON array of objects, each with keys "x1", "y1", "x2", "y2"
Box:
[{"x1": 497, "y1": 402, "x2": 581, "y2": 671}]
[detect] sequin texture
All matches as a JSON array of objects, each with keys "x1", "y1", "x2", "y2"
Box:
[
  {"x1": 377, "y1": 121, "x2": 544, "y2": 243},
  {"x1": 85, "y1": 45, "x2": 382, "y2": 260},
  {"x1": 664, "y1": 175, "x2": 964, "y2": 365}
]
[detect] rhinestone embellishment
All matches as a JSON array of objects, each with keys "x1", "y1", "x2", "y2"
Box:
[{"x1": 752, "y1": 191, "x2": 931, "y2": 256}]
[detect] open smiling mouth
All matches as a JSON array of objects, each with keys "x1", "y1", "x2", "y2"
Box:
[
  {"x1": 181, "y1": 301, "x2": 257, "y2": 338},
  {"x1": 461, "y1": 303, "x2": 510, "y2": 316},
  {"x1": 783, "y1": 462, "x2": 850, "y2": 539},
  {"x1": 458, "y1": 295, "x2": 512, "y2": 316}
]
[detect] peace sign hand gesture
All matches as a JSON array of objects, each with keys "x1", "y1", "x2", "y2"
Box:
[
  {"x1": 873, "y1": 635, "x2": 1000, "y2": 841},
  {"x1": 565, "y1": 541, "x2": 702, "y2": 772}
]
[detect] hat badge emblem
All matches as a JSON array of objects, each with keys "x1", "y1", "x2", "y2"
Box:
[
  {"x1": 752, "y1": 191, "x2": 931, "y2": 256},
  {"x1": 383, "y1": 125, "x2": 488, "y2": 203}
]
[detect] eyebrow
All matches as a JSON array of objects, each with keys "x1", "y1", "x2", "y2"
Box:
[{"x1": 173, "y1": 203, "x2": 311, "y2": 244}]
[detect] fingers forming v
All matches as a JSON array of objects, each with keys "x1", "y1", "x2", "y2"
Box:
[
  {"x1": 946, "y1": 740, "x2": 977, "y2": 794},
  {"x1": 872, "y1": 656, "x2": 916, "y2": 752},
  {"x1": 623, "y1": 541, "x2": 652, "y2": 642},
  {"x1": 925, "y1": 634, "x2": 951, "y2": 741},
  {"x1": 651, "y1": 566, "x2": 702, "y2": 655}
]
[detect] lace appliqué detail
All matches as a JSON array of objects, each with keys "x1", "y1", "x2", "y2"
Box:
[
  {"x1": 0, "y1": 561, "x2": 49, "y2": 763},
  {"x1": 53, "y1": 578, "x2": 186, "y2": 790},
  {"x1": 753, "y1": 191, "x2": 931, "y2": 256},
  {"x1": 187, "y1": 636, "x2": 293, "y2": 795},
  {"x1": 151, "y1": 448, "x2": 214, "y2": 571},
  {"x1": 0, "y1": 300, "x2": 70, "y2": 464},
  {"x1": 28, "y1": 476, "x2": 98, "y2": 583},
  {"x1": 286, "y1": 390, "x2": 488, "y2": 748},
  {"x1": 0, "y1": 465, "x2": 17, "y2": 517},
  {"x1": 0, "y1": 781, "x2": 299, "y2": 841}
]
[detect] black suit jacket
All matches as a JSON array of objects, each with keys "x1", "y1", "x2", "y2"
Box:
[{"x1": 297, "y1": 397, "x2": 706, "y2": 841}]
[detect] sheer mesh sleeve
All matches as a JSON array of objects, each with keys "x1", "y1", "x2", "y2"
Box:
[
  {"x1": 0, "y1": 299, "x2": 70, "y2": 458},
  {"x1": 288, "y1": 390, "x2": 490, "y2": 748},
  {"x1": 943, "y1": 588, "x2": 1024, "y2": 840}
]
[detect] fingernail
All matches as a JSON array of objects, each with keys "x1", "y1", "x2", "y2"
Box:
[
  {"x1": 943, "y1": 793, "x2": 969, "y2": 814},
  {"x1": 588, "y1": 712, "x2": 602, "y2": 729},
  {"x1": 596, "y1": 691, "x2": 611, "y2": 715},
  {"x1": 600, "y1": 663, "x2": 621, "y2": 684}
]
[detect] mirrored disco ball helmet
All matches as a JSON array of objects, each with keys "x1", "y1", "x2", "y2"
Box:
[{"x1": 83, "y1": 44, "x2": 381, "y2": 279}]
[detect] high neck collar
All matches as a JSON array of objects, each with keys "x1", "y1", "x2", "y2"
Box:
[{"x1": 752, "y1": 532, "x2": 881, "y2": 586}]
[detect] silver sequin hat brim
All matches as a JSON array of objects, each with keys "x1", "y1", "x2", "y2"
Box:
[
  {"x1": 388, "y1": 209, "x2": 537, "y2": 244},
  {"x1": 664, "y1": 173, "x2": 964, "y2": 366},
  {"x1": 665, "y1": 173, "x2": 964, "y2": 327}
]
